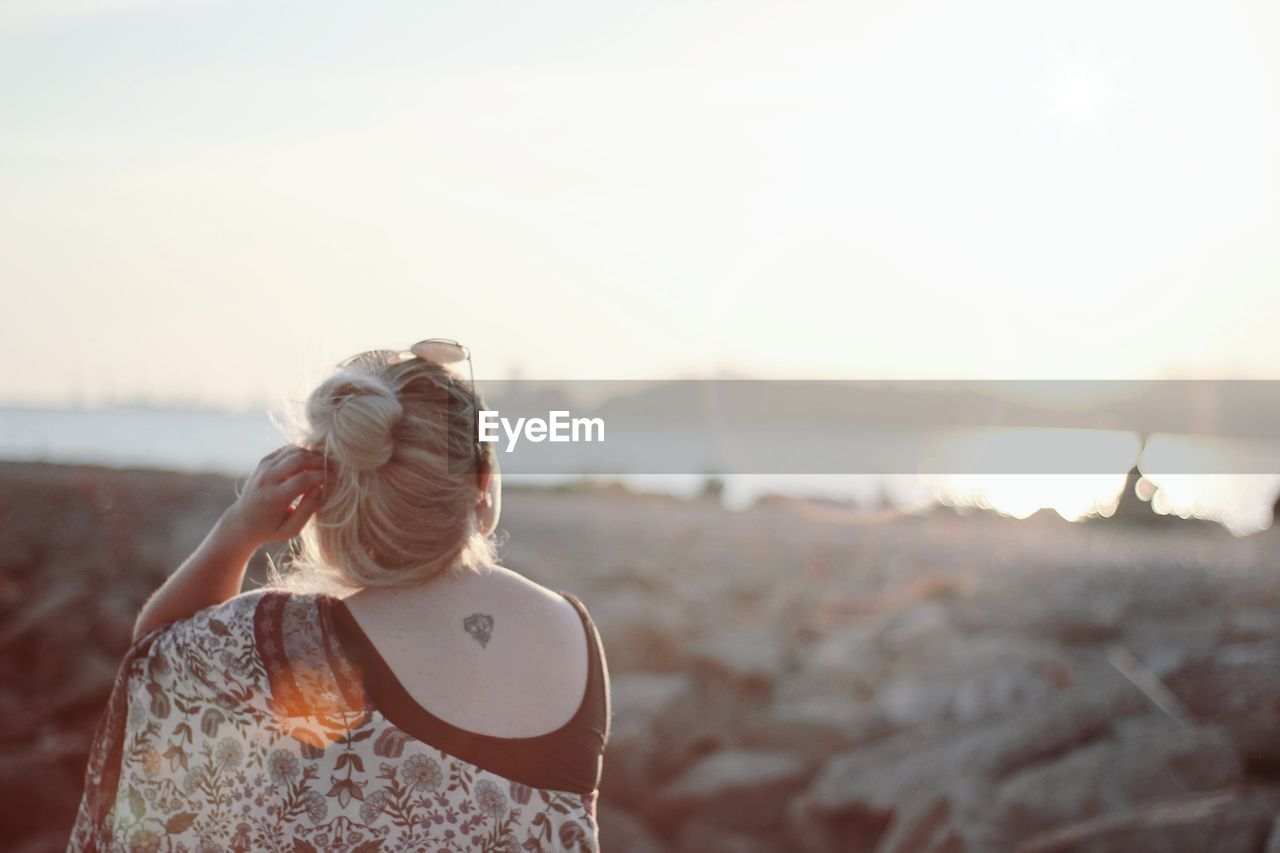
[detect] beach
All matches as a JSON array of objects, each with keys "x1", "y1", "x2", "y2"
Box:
[{"x1": 3, "y1": 461, "x2": 1280, "y2": 851}]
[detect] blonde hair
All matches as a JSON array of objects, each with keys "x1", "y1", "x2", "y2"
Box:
[{"x1": 273, "y1": 351, "x2": 497, "y2": 591}]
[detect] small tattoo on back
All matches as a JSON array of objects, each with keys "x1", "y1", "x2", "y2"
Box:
[{"x1": 463, "y1": 613, "x2": 494, "y2": 648}]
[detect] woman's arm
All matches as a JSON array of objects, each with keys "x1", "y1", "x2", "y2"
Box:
[{"x1": 132, "y1": 445, "x2": 329, "y2": 640}]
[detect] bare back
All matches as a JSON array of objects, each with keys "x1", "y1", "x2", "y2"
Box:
[{"x1": 338, "y1": 564, "x2": 591, "y2": 739}]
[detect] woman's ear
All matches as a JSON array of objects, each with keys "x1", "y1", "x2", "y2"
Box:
[{"x1": 474, "y1": 461, "x2": 501, "y2": 535}]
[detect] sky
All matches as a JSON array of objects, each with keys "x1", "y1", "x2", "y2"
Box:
[{"x1": 2, "y1": 0, "x2": 1279, "y2": 409}]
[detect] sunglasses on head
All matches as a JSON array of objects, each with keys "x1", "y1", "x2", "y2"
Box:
[{"x1": 336, "y1": 338, "x2": 482, "y2": 462}]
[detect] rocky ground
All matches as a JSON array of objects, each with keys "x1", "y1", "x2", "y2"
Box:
[{"x1": 4, "y1": 461, "x2": 1280, "y2": 851}]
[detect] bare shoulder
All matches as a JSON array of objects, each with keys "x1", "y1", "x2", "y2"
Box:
[
  {"x1": 468, "y1": 565, "x2": 588, "y2": 644},
  {"x1": 479, "y1": 564, "x2": 579, "y2": 610}
]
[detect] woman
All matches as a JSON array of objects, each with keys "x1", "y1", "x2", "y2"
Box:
[{"x1": 69, "y1": 340, "x2": 611, "y2": 852}]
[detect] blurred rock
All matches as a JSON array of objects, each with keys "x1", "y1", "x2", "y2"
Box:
[
  {"x1": 1268, "y1": 815, "x2": 1280, "y2": 853},
  {"x1": 874, "y1": 600, "x2": 954, "y2": 655},
  {"x1": 655, "y1": 748, "x2": 809, "y2": 832},
  {"x1": 953, "y1": 567, "x2": 1129, "y2": 644},
  {"x1": 89, "y1": 591, "x2": 144, "y2": 652},
  {"x1": 1120, "y1": 614, "x2": 1224, "y2": 679},
  {"x1": 599, "y1": 724, "x2": 656, "y2": 811},
  {"x1": 690, "y1": 628, "x2": 786, "y2": 692},
  {"x1": 1221, "y1": 608, "x2": 1280, "y2": 643},
  {"x1": 0, "y1": 586, "x2": 85, "y2": 652},
  {"x1": 787, "y1": 678, "x2": 1149, "y2": 852},
  {"x1": 10, "y1": 830, "x2": 75, "y2": 853},
  {"x1": 877, "y1": 634, "x2": 1075, "y2": 728},
  {"x1": 597, "y1": 802, "x2": 665, "y2": 853},
  {"x1": 44, "y1": 654, "x2": 118, "y2": 718},
  {"x1": 675, "y1": 819, "x2": 779, "y2": 853},
  {"x1": 874, "y1": 782, "x2": 1007, "y2": 853},
  {"x1": 1125, "y1": 562, "x2": 1217, "y2": 620},
  {"x1": 0, "y1": 746, "x2": 82, "y2": 846},
  {"x1": 1017, "y1": 788, "x2": 1280, "y2": 853},
  {"x1": 611, "y1": 672, "x2": 693, "y2": 721},
  {"x1": 992, "y1": 720, "x2": 1242, "y2": 842},
  {"x1": 601, "y1": 673, "x2": 696, "y2": 808},
  {"x1": 591, "y1": 594, "x2": 687, "y2": 673},
  {"x1": 1166, "y1": 642, "x2": 1280, "y2": 776},
  {"x1": 646, "y1": 678, "x2": 765, "y2": 784},
  {"x1": 741, "y1": 695, "x2": 890, "y2": 760},
  {"x1": 775, "y1": 625, "x2": 883, "y2": 703},
  {"x1": 1168, "y1": 642, "x2": 1280, "y2": 716}
]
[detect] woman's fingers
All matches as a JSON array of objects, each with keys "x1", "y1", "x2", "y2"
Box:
[
  {"x1": 278, "y1": 486, "x2": 323, "y2": 539},
  {"x1": 253, "y1": 446, "x2": 292, "y2": 480},
  {"x1": 274, "y1": 467, "x2": 329, "y2": 500},
  {"x1": 264, "y1": 446, "x2": 324, "y2": 483}
]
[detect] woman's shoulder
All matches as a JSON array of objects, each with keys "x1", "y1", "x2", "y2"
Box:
[
  {"x1": 479, "y1": 566, "x2": 607, "y2": 678},
  {"x1": 171, "y1": 586, "x2": 339, "y2": 647},
  {"x1": 473, "y1": 564, "x2": 596, "y2": 631},
  {"x1": 150, "y1": 586, "x2": 290, "y2": 639},
  {"x1": 471, "y1": 568, "x2": 605, "y2": 688},
  {"x1": 478, "y1": 568, "x2": 611, "y2": 737},
  {"x1": 139, "y1": 588, "x2": 358, "y2": 716},
  {"x1": 130, "y1": 589, "x2": 278, "y2": 668}
]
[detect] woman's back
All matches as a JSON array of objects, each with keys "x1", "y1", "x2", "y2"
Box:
[
  {"x1": 333, "y1": 566, "x2": 611, "y2": 797},
  {"x1": 339, "y1": 565, "x2": 593, "y2": 740}
]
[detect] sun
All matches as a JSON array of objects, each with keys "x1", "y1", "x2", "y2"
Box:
[
  {"x1": 1050, "y1": 60, "x2": 1108, "y2": 130},
  {"x1": 1028, "y1": 46, "x2": 1130, "y2": 143}
]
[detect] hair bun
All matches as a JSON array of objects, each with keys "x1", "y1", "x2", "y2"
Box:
[{"x1": 307, "y1": 373, "x2": 404, "y2": 472}]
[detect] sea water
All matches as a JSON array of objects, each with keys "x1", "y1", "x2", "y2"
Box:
[{"x1": 2, "y1": 406, "x2": 1277, "y2": 534}]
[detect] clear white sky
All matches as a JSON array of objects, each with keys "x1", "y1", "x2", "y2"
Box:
[{"x1": 2, "y1": 0, "x2": 1279, "y2": 409}]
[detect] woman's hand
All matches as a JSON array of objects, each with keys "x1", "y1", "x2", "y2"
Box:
[
  {"x1": 132, "y1": 446, "x2": 330, "y2": 640},
  {"x1": 221, "y1": 445, "x2": 330, "y2": 549}
]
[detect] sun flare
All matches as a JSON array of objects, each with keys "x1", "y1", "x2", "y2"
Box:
[{"x1": 1030, "y1": 47, "x2": 1129, "y2": 142}]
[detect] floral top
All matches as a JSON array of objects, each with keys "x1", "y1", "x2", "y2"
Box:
[{"x1": 68, "y1": 588, "x2": 610, "y2": 852}]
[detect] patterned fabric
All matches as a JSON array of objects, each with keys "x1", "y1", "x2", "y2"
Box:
[{"x1": 68, "y1": 590, "x2": 599, "y2": 852}]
